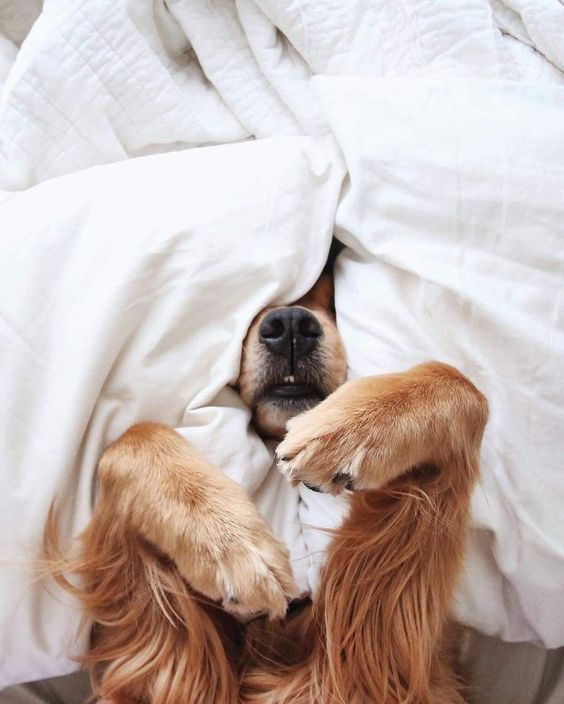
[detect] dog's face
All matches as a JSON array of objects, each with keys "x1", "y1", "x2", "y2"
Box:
[{"x1": 238, "y1": 274, "x2": 347, "y2": 439}]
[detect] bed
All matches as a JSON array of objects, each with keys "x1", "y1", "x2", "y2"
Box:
[{"x1": 1, "y1": 0, "x2": 564, "y2": 691}]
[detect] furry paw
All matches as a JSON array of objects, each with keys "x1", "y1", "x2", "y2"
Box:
[
  {"x1": 175, "y1": 508, "x2": 300, "y2": 621},
  {"x1": 275, "y1": 375, "x2": 426, "y2": 494},
  {"x1": 98, "y1": 422, "x2": 300, "y2": 621},
  {"x1": 213, "y1": 530, "x2": 300, "y2": 620},
  {"x1": 276, "y1": 364, "x2": 487, "y2": 495},
  {"x1": 275, "y1": 391, "x2": 372, "y2": 495}
]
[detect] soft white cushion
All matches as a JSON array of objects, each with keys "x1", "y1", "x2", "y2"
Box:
[
  {"x1": 314, "y1": 76, "x2": 564, "y2": 648},
  {"x1": 0, "y1": 136, "x2": 344, "y2": 687}
]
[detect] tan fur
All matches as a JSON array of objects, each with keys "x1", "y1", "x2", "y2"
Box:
[
  {"x1": 276, "y1": 362, "x2": 486, "y2": 494},
  {"x1": 244, "y1": 362, "x2": 487, "y2": 703},
  {"x1": 45, "y1": 276, "x2": 488, "y2": 703}
]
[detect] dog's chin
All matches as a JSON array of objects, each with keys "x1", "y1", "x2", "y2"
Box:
[{"x1": 253, "y1": 387, "x2": 324, "y2": 439}]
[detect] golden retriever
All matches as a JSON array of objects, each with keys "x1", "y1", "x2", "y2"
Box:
[{"x1": 46, "y1": 264, "x2": 488, "y2": 704}]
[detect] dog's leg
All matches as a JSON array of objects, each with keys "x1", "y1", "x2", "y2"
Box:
[
  {"x1": 276, "y1": 362, "x2": 487, "y2": 497},
  {"x1": 248, "y1": 362, "x2": 487, "y2": 703},
  {"x1": 46, "y1": 422, "x2": 298, "y2": 704},
  {"x1": 99, "y1": 423, "x2": 297, "y2": 618}
]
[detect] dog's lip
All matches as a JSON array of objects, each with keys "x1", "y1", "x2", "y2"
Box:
[{"x1": 269, "y1": 384, "x2": 319, "y2": 398}]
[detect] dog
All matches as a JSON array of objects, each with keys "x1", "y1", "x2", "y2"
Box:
[{"x1": 46, "y1": 256, "x2": 488, "y2": 704}]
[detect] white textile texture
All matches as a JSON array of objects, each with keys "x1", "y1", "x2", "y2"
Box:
[{"x1": 1, "y1": 0, "x2": 564, "y2": 688}]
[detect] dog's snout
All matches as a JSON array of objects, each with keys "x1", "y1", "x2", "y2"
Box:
[{"x1": 259, "y1": 307, "x2": 322, "y2": 359}]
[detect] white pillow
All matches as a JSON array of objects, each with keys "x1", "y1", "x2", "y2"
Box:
[
  {"x1": 315, "y1": 76, "x2": 564, "y2": 648},
  {"x1": 0, "y1": 136, "x2": 344, "y2": 687}
]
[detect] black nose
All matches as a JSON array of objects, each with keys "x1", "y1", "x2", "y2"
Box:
[{"x1": 259, "y1": 307, "x2": 322, "y2": 360}]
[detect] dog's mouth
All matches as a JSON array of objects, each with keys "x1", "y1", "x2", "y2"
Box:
[
  {"x1": 270, "y1": 383, "x2": 319, "y2": 399},
  {"x1": 262, "y1": 379, "x2": 325, "y2": 407}
]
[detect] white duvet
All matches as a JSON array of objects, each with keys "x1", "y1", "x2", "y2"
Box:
[{"x1": 1, "y1": 0, "x2": 564, "y2": 689}]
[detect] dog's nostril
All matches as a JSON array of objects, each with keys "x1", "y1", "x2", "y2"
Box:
[
  {"x1": 260, "y1": 316, "x2": 285, "y2": 340},
  {"x1": 298, "y1": 315, "x2": 322, "y2": 339}
]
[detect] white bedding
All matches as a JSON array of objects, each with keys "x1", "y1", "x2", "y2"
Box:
[
  {"x1": 1, "y1": 0, "x2": 564, "y2": 689},
  {"x1": 317, "y1": 76, "x2": 564, "y2": 647}
]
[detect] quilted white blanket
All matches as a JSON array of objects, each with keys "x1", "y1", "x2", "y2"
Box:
[{"x1": 1, "y1": 0, "x2": 564, "y2": 689}]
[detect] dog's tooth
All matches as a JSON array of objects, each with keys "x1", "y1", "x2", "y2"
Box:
[{"x1": 283, "y1": 375, "x2": 295, "y2": 383}]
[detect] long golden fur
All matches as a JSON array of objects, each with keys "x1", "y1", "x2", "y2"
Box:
[{"x1": 45, "y1": 273, "x2": 488, "y2": 704}]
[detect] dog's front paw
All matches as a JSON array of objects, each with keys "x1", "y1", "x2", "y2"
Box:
[
  {"x1": 275, "y1": 378, "x2": 380, "y2": 495},
  {"x1": 214, "y1": 529, "x2": 300, "y2": 621},
  {"x1": 276, "y1": 364, "x2": 487, "y2": 495},
  {"x1": 275, "y1": 373, "x2": 433, "y2": 494},
  {"x1": 176, "y1": 506, "x2": 299, "y2": 621}
]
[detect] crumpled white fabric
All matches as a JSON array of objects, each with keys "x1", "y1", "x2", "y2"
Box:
[
  {"x1": 1, "y1": 0, "x2": 564, "y2": 190},
  {"x1": 315, "y1": 76, "x2": 564, "y2": 648},
  {"x1": 0, "y1": 136, "x2": 345, "y2": 687},
  {"x1": 2, "y1": 0, "x2": 564, "y2": 690}
]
